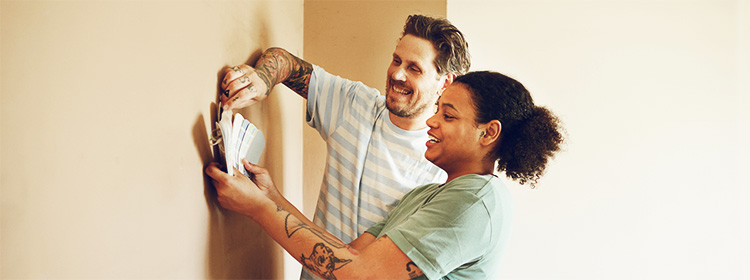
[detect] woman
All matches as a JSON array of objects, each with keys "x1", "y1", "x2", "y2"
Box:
[{"x1": 206, "y1": 71, "x2": 564, "y2": 279}]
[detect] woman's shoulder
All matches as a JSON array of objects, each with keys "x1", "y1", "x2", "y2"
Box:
[
  {"x1": 441, "y1": 174, "x2": 512, "y2": 213},
  {"x1": 444, "y1": 174, "x2": 504, "y2": 193}
]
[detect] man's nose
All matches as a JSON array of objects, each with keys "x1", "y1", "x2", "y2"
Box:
[{"x1": 391, "y1": 67, "x2": 406, "y2": 81}]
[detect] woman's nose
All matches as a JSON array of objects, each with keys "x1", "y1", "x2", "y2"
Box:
[{"x1": 426, "y1": 114, "x2": 438, "y2": 128}]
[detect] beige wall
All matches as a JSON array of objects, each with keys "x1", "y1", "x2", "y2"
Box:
[
  {"x1": 449, "y1": 0, "x2": 750, "y2": 279},
  {"x1": 6, "y1": 0, "x2": 746, "y2": 279},
  {"x1": 1, "y1": 1, "x2": 303, "y2": 278}
]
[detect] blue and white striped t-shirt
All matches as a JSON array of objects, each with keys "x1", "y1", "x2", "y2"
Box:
[{"x1": 306, "y1": 65, "x2": 447, "y2": 243}]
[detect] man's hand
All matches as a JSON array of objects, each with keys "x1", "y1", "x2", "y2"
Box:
[
  {"x1": 219, "y1": 48, "x2": 313, "y2": 110},
  {"x1": 220, "y1": 64, "x2": 270, "y2": 110},
  {"x1": 205, "y1": 159, "x2": 279, "y2": 217}
]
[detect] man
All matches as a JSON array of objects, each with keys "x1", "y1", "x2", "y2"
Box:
[{"x1": 219, "y1": 14, "x2": 470, "y2": 278}]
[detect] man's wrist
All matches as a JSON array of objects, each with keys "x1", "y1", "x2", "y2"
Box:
[{"x1": 254, "y1": 67, "x2": 274, "y2": 97}]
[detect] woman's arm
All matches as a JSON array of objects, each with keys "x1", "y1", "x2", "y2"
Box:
[{"x1": 205, "y1": 160, "x2": 424, "y2": 280}]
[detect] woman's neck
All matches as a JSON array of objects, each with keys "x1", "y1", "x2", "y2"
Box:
[{"x1": 444, "y1": 159, "x2": 495, "y2": 183}]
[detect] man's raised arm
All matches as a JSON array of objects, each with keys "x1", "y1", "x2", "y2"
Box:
[{"x1": 221, "y1": 47, "x2": 313, "y2": 110}]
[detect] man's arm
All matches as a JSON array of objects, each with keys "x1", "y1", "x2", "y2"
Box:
[
  {"x1": 221, "y1": 47, "x2": 313, "y2": 110},
  {"x1": 205, "y1": 160, "x2": 425, "y2": 280}
]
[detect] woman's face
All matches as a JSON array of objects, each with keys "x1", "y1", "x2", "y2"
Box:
[{"x1": 425, "y1": 83, "x2": 485, "y2": 172}]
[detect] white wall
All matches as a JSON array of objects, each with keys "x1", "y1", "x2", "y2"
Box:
[{"x1": 449, "y1": 0, "x2": 749, "y2": 279}]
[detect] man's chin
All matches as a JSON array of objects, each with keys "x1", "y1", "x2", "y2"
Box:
[
  {"x1": 386, "y1": 105, "x2": 421, "y2": 119},
  {"x1": 385, "y1": 102, "x2": 411, "y2": 118}
]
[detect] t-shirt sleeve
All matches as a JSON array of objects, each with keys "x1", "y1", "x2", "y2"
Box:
[
  {"x1": 383, "y1": 181, "x2": 494, "y2": 279},
  {"x1": 364, "y1": 218, "x2": 386, "y2": 238},
  {"x1": 305, "y1": 65, "x2": 382, "y2": 140}
]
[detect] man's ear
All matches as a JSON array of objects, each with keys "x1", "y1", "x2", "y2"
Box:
[
  {"x1": 480, "y1": 120, "x2": 502, "y2": 147},
  {"x1": 437, "y1": 73, "x2": 456, "y2": 95}
]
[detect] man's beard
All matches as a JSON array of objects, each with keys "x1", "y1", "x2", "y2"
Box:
[
  {"x1": 385, "y1": 79, "x2": 431, "y2": 118},
  {"x1": 386, "y1": 96, "x2": 432, "y2": 118}
]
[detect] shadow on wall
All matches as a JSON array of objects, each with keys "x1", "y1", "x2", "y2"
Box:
[
  {"x1": 191, "y1": 51, "x2": 278, "y2": 279},
  {"x1": 192, "y1": 1, "x2": 285, "y2": 276}
]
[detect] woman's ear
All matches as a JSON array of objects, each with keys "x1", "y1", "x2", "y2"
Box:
[{"x1": 480, "y1": 120, "x2": 502, "y2": 147}]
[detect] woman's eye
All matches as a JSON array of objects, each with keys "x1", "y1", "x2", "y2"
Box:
[{"x1": 443, "y1": 114, "x2": 455, "y2": 120}]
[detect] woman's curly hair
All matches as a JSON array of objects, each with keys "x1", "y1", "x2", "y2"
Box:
[{"x1": 455, "y1": 71, "x2": 564, "y2": 188}]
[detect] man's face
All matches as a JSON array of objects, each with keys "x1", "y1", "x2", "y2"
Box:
[{"x1": 385, "y1": 34, "x2": 448, "y2": 119}]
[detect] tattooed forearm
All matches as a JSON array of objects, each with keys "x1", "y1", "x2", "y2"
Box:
[
  {"x1": 280, "y1": 55, "x2": 313, "y2": 98},
  {"x1": 301, "y1": 243, "x2": 352, "y2": 280},
  {"x1": 255, "y1": 65, "x2": 275, "y2": 97},
  {"x1": 255, "y1": 47, "x2": 313, "y2": 98},
  {"x1": 275, "y1": 204, "x2": 353, "y2": 280},
  {"x1": 284, "y1": 213, "x2": 346, "y2": 249}
]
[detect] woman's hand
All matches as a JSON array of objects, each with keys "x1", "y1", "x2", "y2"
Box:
[{"x1": 205, "y1": 159, "x2": 279, "y2": 217}]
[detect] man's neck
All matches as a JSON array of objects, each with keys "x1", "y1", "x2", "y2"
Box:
[{"x1": 388, "y1": 111, "x2": 430, "y2": 131}]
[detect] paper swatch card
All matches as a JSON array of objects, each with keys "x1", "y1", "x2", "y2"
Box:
[{"x1": 214, "y1": 110, "x2": 265, "y2": 176}]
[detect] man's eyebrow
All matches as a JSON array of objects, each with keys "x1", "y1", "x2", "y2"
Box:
[{"x1": 392, "y1": 53, "x2": 423, "y2": 69}]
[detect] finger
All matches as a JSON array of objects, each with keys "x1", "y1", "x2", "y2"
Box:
[
  {"x1": 225, "y1": 85, "x2": 258, "y2": 110},
  {"x1": 220, "y1": 65, "x2": 252, "y2": 106},
  {"x1": 242, "y1": 159, "x2": 267, "y2": 175},
  {"x1": 222, "y1": 64, "x2": 249, "y2": 88},
  {"x1": 205, "y1": 162, "x2": 229, "y2": 181},
  {"x1": 220, "y1": 69, "x2": 247, "y2": 105},
  {"x1": 232, "y1": 166, "x2": 245, "y2": 177},
  {"x1": 225, "y1": 72, "x2": 255, "y2": 97},
  {"x1": 222, "y1": 87, "x2": 245, "y2": 110},
  {"x1": 227, "y1": 71, "x2": 258, "y2": 95}
]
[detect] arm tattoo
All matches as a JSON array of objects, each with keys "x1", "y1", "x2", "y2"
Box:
[
  {"x1": 276, "y1": 205, "x2": 351, "y2": 280},
  {"x1": 280, "y1": 54, "x2": 313, "y2": 98},
  {"x1": 255, "y1": 47, "x2": 313, "y2": 98},
  {"x1": 406, "y1": 261, "x2": 423, "y2": 279},
  {"x1": 284, "y1": 213, "x2": 345, "y2": 249},
  {"x1": 301, "y1": 243, "x2": 352, "y2": 280}
]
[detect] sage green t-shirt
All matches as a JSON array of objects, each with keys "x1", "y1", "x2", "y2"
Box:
[{"x1": 365, "y1": 174, "x2": 513, "y2": 280}]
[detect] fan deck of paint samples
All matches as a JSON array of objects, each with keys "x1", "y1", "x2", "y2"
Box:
[{"x1": 211, "y1": 110, "x2": 265, "y2": 177}]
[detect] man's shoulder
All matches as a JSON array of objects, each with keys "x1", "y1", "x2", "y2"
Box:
[{"x1": 312, "y1": 65, "x2": 381, "y2": 94}]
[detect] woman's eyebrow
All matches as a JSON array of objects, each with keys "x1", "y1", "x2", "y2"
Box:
[{"x1": 440, "y1": 102, "x2": 459, "y2": 112}]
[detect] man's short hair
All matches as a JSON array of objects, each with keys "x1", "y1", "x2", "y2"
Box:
[{"x1": 402, "y1": 14, "x2": 471, "y2": 76}]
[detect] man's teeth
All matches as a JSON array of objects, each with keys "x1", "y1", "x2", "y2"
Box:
[
  {"x1": 429, "y1": 135, "x2": 440, "y2": 143},
  {"x1": 393, "y1": 85, "x2": 411, "y2": 94}
]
